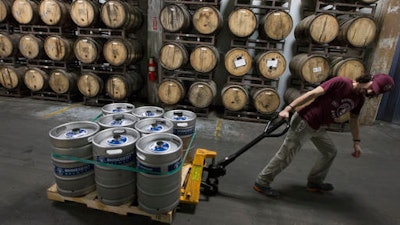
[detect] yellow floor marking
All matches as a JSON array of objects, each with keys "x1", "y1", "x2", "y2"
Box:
[
  {"x1": 42, "y1": 103, "x2": 82, "y2": 119},
  {"x1": 214, "y1": 118, "x2": 223, "y2": 139}
]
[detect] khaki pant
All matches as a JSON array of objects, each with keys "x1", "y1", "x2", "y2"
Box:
[{"x1": 256, "y1": 113, "x2": 337, "y2": 186}]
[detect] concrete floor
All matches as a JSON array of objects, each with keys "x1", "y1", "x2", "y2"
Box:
[{"x1": 0, "y1": 96, "x2": 399, "y2": 225}]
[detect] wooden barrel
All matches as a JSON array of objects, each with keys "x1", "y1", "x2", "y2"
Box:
[
  {"x1": 252, "y1": 87, "x2": 280, "y2": 114},
  {"x1": 228, "y1": 8, "x2": 257, "y2": 38},
  {"x1": 12, "y1": 0, "x2": 40, "y2": 24},
  {"x1": 0, "y1": 0, "x2": 13, "y2": 23},
  {"x1": 44, "y1": 35, "x2": 75, "y2": 61},
  {"x1": 294, "y1": 13, "x2": 339, "y2": 44},
  {"x1": 159, "y1": 4, "x2": 191, "y2": 32},
  {"x1": 330, "y1": 57, "x2": 365, "y2": 79},
  {"x1": 48, "y1": 69, "x2": 78, "y2": 94},
  {"x1": 39, "y1": 0, "x2": 71, "y2": 26},
  {"x1": 158, "y1": 78, "x2": 185, "y2": 105},
  {"x1": 159, "y1": 42, "x2": 188, "y2": 70},
  {"x1": 289, "y1": 53, "x2": 330, "y2": 84},
  {"x1": 283, "y1": 87, "x2": 313, "y2": 110},
  {"x1": 259, "y1": 10, "x2": 293, "y2": 40},
  {"x1": 224, "y1": 48, "x2": 252, "y2": 76},
  {"x1": 221, "y1": 84, "x2": 248, "y2": 111},
  {"x1": 19, "y1": 34, "x2": 44, "y2": 59},
  {"x1": 23, "y1": 67, "x2": 49, "y2": 92},
  {"x1": 70, "y1": 0, "x2": 101, "y2": 27},
  {"x1": 77, "y1": 72, "x2": 104, "y2": 97},
  {"x1": 190, "y1": 45, "x2": 219, "y2": 73},
  {"x1": 337, "y1": 15, "x2": 377, "y2": 48},
  {"x1": 192, "y1": 6, "x2": 223, "y2": 35},
  {"x1": 100, "y1": 0, "x2": 142, "y2": 30},
  {"x1": 255, "y1": 51, "x2": 286, "y2": 79},
  {"x1": 188, "y1": 80, "x2": 217, "y2": 108},
  {"x1": 103, "y1": 38, "x2": 143, "y2": 66},
  {"x1": 0, "y1": 32, "x2": 21, "y2": 58},
  {"x1": 0, "y1": 65, "x2": 27, "y2": 90},
  {"x1": 74, "y1": 37, "x2": 103, "y2": 64},
  {"x1": 105, "y1": 72, "x2": 143, "y2": 100}
]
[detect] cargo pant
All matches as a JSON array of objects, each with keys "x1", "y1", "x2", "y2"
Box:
[{"x1": 256, "y1": 112, "x2": 338, "y2": 186}]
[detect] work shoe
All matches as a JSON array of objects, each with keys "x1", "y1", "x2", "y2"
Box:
[
  {"x1": 307, "y1": 182, "x2": 334, "y2": 192},
  {"x1": 253, "y1": 182, "x2": 280, "y2": 197}
]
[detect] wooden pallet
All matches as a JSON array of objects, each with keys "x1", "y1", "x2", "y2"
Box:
[{"x1": 47, "y1": 184, "x2": 174, "y2": 224}]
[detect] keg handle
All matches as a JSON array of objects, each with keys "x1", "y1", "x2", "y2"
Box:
[{"x1": 173, "y1": 112, "x2": 183, "y2": 118}]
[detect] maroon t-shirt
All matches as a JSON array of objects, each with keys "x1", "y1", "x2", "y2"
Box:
[{"x1": 298, "y1": 77, "x2": 365, "y2": 130}]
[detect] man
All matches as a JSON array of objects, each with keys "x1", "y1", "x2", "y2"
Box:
[{"x1": 253, "y1": 73, "x2": 395, "y2": 197}]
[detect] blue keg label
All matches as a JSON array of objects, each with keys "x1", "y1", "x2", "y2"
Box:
[
  {"x1": 107, "y1": 136, "x2": 128, "y2": 145},
  {"x1": 149, "y1": 124, "x2": 163, "y2": 132},
  {"x1": 96, "y1": 152, "x2": 134, "y2": 165},
  {"x1": 174, "y1": 127, "x2": 195, "y2": 136},
  {"x1": 65, "y1": 129, "x2": 88, "y2": 138},
  {"x1": 173, "y1": 115, "x2": 187, "y2": 121},
  {"x1": 112, "y1": 108, "x2": 126, "y2": 113},
  {"x1": 168, "y1": 159, "x2": 181, "y2": 171},
  {"x1": 142, "y1": 111, "x2": 156, "y2": 117},
  {"x1": 110, "y1": 119, "x2": 124, "y2": 126},
  {"x1": 54, "y1": 164, "x2": 93, "y2": 176},
  {"x1": 151, "y1": 142, "x2": 169, "y2": 152},
  {"x1": 137, "y1": 159, "x2": 181, "y2": 173}
]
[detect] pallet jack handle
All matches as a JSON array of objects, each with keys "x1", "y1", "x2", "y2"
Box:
[{"x1": 202, "y1": 116, "x2": 290, "y2": 195}]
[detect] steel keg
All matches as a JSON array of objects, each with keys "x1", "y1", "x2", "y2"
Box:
[
  {"x1": 49, "y1": 121, "x2": 100, "y2": 197},
  {"x1": 163, "y1": 110, "x2": 196, "y2": 162},
  {"x1": 97, "y1": 113, "x2": 139, "y2": 130},
  {"x1": 134, "y1": 118, "x2": 174, "y2": 136},
  {"x1": 136, "y1": 133, "x2": 182, "y2": 214},
  {"x1": 101, "y1": 103, "x2": 135, "y2": 115},
  {"x1": 92, "y1": 127, "x2": 141, "y2": 206},
  {"x1": 132, "y1": 106, "x2": 164, "y2": 119}
]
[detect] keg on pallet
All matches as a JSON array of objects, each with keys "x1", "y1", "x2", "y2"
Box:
[
  {"x1": 159, "y1": 42, "x2": 189, "y2": 71},
  {"x1": 192, "y1": 6, "x2": 223, "y2": 35},
  {"x1": 23, "y1": 67, "x2": 49, "y2": 92},
  {"x1": 101, "y1": 102, "x2": 135, "y2": 115},
  {"x1": 44, "y1": 35, "x2": 75, "y2": 61},
  {"x1": 157, "y1": 78, "x2": 186, "y2": 105},
  {"x1": 329, "y1": 57, "x2": 365, "y2": 79},
  {"x1": 19, "y1": 34, "x2": 44, "y2": 59},
  {"x1": 0, "y1": 0, "x2": 13, "y2": 23},
  {"x1": 0, "y1": 66, "x2": 27, "y2": 90},
  {"x1": 49, "y1": 121, "x2": 100, "y2": 197},
  {"x1": 188, "y1": 80, "x2": 217, "y2": 108},
  {"x1": 77, "y1": 72, "x2": 104, "y2": 98},
  {"x1": 105, "y1": 72, "x2": 143, "y2": 100},
  {"x1": 190, "y1": 45, "x2": 219, "y2": 73},
  {"x1": 70, "y1": 0, "x2": 101, "y2": 27},
  {"x1": 159, "y1": 4, "x2": 191, "y2": 33},
  {"x1": 74, "y1": 37, "x2": 104, "y2": 64},
  {"x1": 336, "y1": 15, "x2": 377, "y2": 48},
  {"x1": 224, "y1": 48, "x2": 253, "y2": 76},
  {"x1": 11, "y1": 0, "x2": 40, "y2": 24},
  {"x1": 103, "y1": 38, "x2": 143, "y2": 66},
  {"x1": 100, "y1": 0, "x2": 142, "y2": 30},
  {"x1": 255, "y1": 51, "x2": 287, "y2": 80},
  {"x1": 289, "y1": 53, "x2": 330, "y2": 84},
  {"x1": 132, "y1": 106, "x2": 164, "y2": 119},
  {"x1": 221, "y1": 84, "x2": 249, "y2": 112},
  {"x1": 0, "y1": 32, "x2": 21, "y2": 58},
  {"x1": 134, "y1": 118, "x2": 174, "y2": 136},
  {"x1": 136, "y1": 133, "x2": 182, "y2": 214},
  {"x1": 92, "y1": 127, "x2": 141, "y2": 206},
  {"x1": 228, "y1": 7, "x2": 257, "y2": 38},
  {"x1": 252, "y1": 87, "x2": 280, "y2": 115},
  {"x1": 48, "y1": 69, "x2": 78, "y2": 94},
  {"x1": 259, "y1": 10, "x2": 293, "y2": 41},
  {"x1": 164, "y1": 109, "x2": 196, "y2": 162},
  {"x1": 98, "y1": 113, "x2": 139, "y2": 130},
  {"x1": 39, "y1": 0, "x2": 71, "y2": 27},
  {"x1": 294, "y1": 13, "x2": 339, "y2": 44}
]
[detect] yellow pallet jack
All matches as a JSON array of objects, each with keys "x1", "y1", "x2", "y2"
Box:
[{"x1": 180, "y1": 116, "x2": 290, "y2": 206}]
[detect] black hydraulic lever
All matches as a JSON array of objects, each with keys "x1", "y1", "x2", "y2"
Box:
[{"x1": 202, "y1": 116, "x2": 290, "y2": 195}]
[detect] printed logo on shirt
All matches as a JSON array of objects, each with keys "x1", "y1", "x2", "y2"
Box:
[{"x1": 331, "y1": 98, "x2": 354, "y2": 119}]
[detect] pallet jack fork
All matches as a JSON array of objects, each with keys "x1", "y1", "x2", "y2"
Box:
[{"x1": 180, "y1": 116, "x2": 290, "y2": 206}]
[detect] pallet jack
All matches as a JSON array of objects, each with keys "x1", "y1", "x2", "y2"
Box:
[{"x1": 180, "y1": 116, "x2": 290, "y2": 206}]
